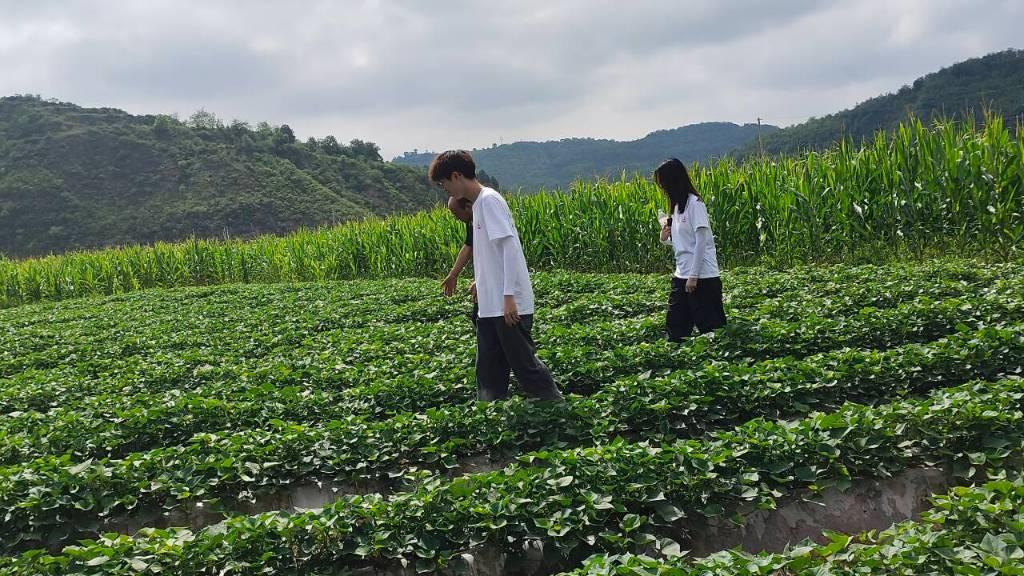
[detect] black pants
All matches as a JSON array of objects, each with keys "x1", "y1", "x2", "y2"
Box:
[
  {"x1": 476, "y1": 315, "x2": 563, "y2": 402},
  {"x1": 666, "y1": 276, "x2": 727, "y2": 341}
]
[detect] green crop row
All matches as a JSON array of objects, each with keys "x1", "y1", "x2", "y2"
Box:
[
  {"x1": 561, "y1": 474, "x2": 1024, "y2": 576},
  {"x1": 1, "y1": 283, "x2": 1019, "y2": 467},
  {"x1": 3, "y1": 376, "x2": 1022, "y2": 574},
  {"x1": 3, "y1": 260, "x2": 1002, "y2": 379},
  {"x1": 2, "y1": 324, "x2": 1021, "y2": 553},
  {"x1": 2, "y1": 262, "x2": 1017, "y2": 417}
]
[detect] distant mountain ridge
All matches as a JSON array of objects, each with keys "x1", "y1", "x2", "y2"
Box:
[
  {"x1": 394, "y1": 121, "x2": 777, "y2": 191},
  {"x1": 397, "y1": 49, "x2": 1024, "y2": 189}
]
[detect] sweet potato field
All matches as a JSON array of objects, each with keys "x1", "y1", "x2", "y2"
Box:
[{"x1": 1, "y1": 260, "x2": 1023, "y2": 574}]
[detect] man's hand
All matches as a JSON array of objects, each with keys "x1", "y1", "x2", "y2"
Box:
[
  {"x1": 686, "y1": 277, "x2": 698, "y2": 294},
  {"x1": 441, "y1": 273, "x2": 458, "y2": 297},
  {"x1": 503, "y1": 295, "x2": 520, "y2": 326},
  {"x1": 470, "y1": 281, "x2": 477, "y2": 302}
]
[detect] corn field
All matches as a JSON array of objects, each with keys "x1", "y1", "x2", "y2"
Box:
[{"x1": 1, "y1": 115, "x2": 1021, "y2": 308}]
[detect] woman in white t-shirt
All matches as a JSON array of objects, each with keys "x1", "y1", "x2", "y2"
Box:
[{"x1": 655, "y1": 158, "x2": 727, "y2": 341}]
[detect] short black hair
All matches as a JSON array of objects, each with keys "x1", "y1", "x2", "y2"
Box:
[{"x1": 428, "y1": 150, "x2": 476, "y2": 182}]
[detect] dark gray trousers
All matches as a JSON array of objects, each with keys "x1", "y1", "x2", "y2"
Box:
[{"x1": 475, "y1": 314, "x2": 563, "y2": 402}]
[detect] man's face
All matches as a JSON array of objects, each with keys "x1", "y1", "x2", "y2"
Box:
[
  {"x1": 438, "y1": 173, "x2": 469, "y2": 199},
  {"x1": 447, "y1": 197, "x2": 472, "y2": 223}
]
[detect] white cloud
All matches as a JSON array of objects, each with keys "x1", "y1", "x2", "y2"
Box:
[{"x1": 0, "y1": 0, "x2": 1019, "y2": 158}]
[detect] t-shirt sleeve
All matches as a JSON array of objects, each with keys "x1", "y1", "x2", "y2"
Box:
[
  {"x1": 689, "y1": 198, "x2": 711, "y2": 230},
  {"x1": 464, "y1": 221, "x2": 473, "y2": 247},
  {"x1": 479, "y1": 196, "x2": 516, "y2": 241}
]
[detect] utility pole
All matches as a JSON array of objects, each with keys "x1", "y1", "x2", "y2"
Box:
[{"x1": 756, "y1": 117, "x2": 765, "y2": 158}]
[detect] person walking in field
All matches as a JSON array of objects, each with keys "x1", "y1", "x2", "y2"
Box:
[
  {"x1": 430, "y1": 150, "x2": 563, "y2": 402},
  {"x1": 655, "y1": 158, "x2": 727, "y2": 341},
  {"x1": 442, "y1": 195, "x2": 479, "y2": 327}
]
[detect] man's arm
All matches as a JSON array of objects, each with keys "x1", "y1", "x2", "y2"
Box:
[
  {"x1": 497, "y1": 235, "x2": 522, "y2": 325},
  {"x1": 442, "y1": 245, "x2": 472, "y2": 296}
]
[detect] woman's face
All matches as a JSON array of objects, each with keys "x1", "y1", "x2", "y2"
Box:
[{"x1": 654, "y1": 173, "x2": 668, "y2": 197}]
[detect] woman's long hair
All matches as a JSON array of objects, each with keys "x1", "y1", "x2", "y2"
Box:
[{"x1": 654, "y1": 158, "x2": 699, "y2": 216}]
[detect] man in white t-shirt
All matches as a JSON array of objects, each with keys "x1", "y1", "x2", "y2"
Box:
[{"x1": 430, "y1": 150, "x2": 563, "y2": 402}]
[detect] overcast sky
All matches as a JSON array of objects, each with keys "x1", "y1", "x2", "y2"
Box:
[{"x1": 1, "y1": 0, "x2": 1020, "y2": 158}]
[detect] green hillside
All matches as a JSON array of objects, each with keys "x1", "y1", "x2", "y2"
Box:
[
  {"x1": 745, "y1": 49, "x2": 1024, "y2": 156},
  {"x1": 0, "y1": 96, "x2": 443, "y2": 258}
]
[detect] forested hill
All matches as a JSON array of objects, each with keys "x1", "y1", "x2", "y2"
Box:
[
  {"x1": 739, "y1": 49, "x2": 1024, "y2": 157},
  {"x1": 0, "y1": 96, "x2": 442, "y2": 258}
]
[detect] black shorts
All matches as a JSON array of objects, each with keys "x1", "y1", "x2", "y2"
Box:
[{"x1": 666, "y1": 276, "x2": 727, "y2": 341}]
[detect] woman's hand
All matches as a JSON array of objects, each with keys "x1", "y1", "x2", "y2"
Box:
[
  {"x1": 660, "y1": 223, "x2": 671, "y2": 242},
  {"x1": 686, "y1": 277, "x2": 698, "y2": 294}
]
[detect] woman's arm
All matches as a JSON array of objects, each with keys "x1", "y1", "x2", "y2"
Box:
[{"x1": 687, "y1": 227, "x2": 710, "y2": 293}]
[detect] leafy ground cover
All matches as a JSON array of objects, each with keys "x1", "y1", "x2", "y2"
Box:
[
  {"x1": 562, "y1": 474, "x2": 1024, "y2": 576},
  {"x1": 2, "y1": 377, "x2": 1021, "y2": 573},
  {"x1": 0, "y1": 258, "x2": 1021, "y2": 572}
]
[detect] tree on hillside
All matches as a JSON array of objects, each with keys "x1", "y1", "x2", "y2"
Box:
[
  {"x1": 239, "y1": 133, "x2": 259, "y2": 155},
  {"x1": 478, "y1": 169, "x2": 500, "y2": 191},
  {"x1": 276, "y1": 124, "x2": 296, "y2": 146},
  {"x1": 228, "y1": 119, "x2": 252, "y2": 142},
  {"x1": 152, "y1": 115, "x2": 174, "y2": 139},
  {"x1": 255, "y1": 121, "x2": 275, "y2": 142},
  {"x1": 187, "y1": 108, "x2": 223, "y2": 130},
  {"x1": 349, "y1": 139, "x2": 382, "y2": 162},
  {"x1": 321, "y1": 135, "x2": 342, "y2": 156}
]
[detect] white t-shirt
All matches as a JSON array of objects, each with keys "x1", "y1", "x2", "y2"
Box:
[
  {"x1": 669, "y1": 194, "x2": 720, "y2": 279},
  {"x1": 472, "y1": 187, "x2": 535, "y2": 318}
]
